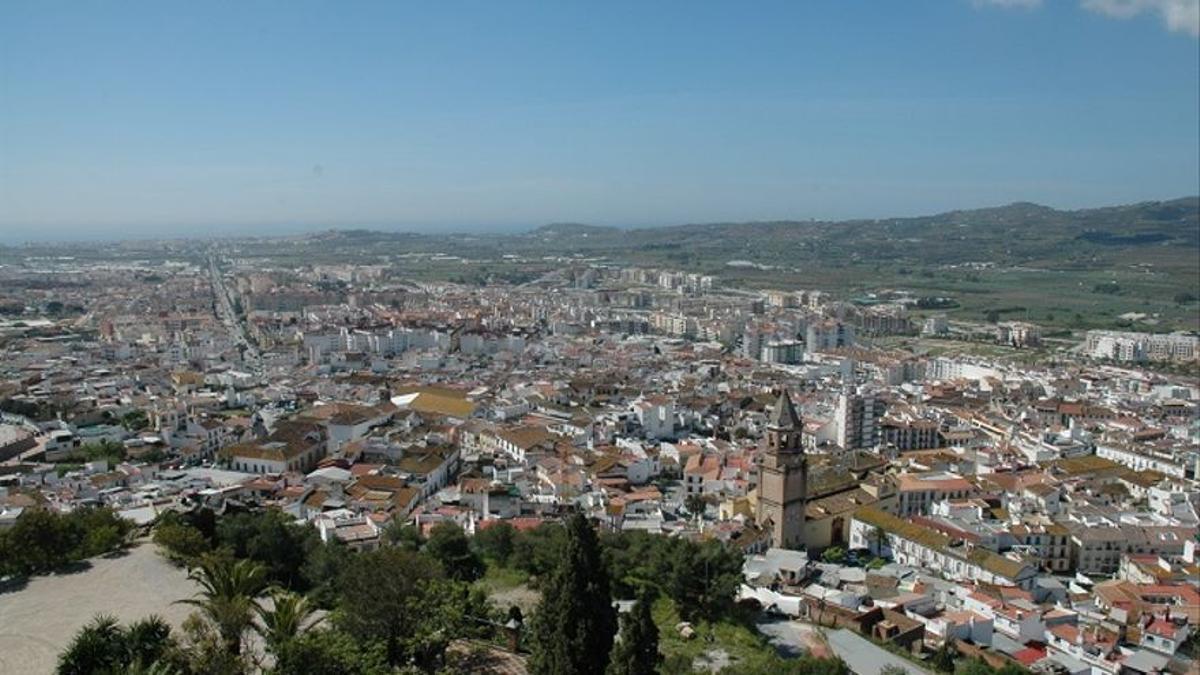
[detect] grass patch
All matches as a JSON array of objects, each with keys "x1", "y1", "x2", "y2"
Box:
[
  {"x1": 477, "y1": 564, "x2": 529, "y2": 593},
  {"x1": 653, "y1": 596, "x2": 798, "y2": 674}
]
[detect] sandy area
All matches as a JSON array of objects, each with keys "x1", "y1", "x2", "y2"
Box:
[
  {"x1": 0, "y1": 542, "x2": 197, "y2": 675},
  {"x1": 757, "y1": 618, "x2": 833, "y2": 659}
]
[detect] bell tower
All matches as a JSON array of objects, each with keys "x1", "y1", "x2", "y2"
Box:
[{"x1": 756, "y1": 390, "x2": 808, "y2": 550}]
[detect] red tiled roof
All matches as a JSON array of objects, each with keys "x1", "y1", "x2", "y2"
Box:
[{"x1": 1013, "y1": 647, "x2": 1045, "y2": 666}]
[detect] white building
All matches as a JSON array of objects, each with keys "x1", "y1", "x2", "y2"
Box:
[{"x1": 850, "y1": 507, "x2": 1038, "y2": 589}]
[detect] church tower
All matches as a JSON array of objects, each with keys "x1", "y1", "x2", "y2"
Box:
[{"x1": 756, "y1": 390, "x2": 809, "y2": 550}]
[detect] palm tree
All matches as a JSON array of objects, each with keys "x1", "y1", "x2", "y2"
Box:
[
  {"x1": 255, "y1": 588, "x2": 324, "y2": 657},
  {"x1": 123, "y1": 615, "x2": 174, "y2": 668},
  {"x1": 57, "y1": 614, "x2": 126, "y2": 675},
  {"x1": 57, "y1": 614, "x2": 179, "y2": 675},
  {"x1": 177, "y1": 554, "x2": 267, "y2": 656}
]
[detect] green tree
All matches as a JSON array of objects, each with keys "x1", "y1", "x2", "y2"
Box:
[
  {"x1": 600, "y1": 530, "x2": 743, "y2": 621},
  {"x1": 2, "y1": 507, "x2": 132, "y2": 576},
  {"x1": 215, "y1": 508, "x2": 320, "y2": 590},
  {"x1": 4, "y1": 508, "x2": 80, "y2": 574},
  {"x1": 382, "y1": 521, "x2": 425, "y2": 551},
  {"x1": 473, "y1": 521, "x2": 516, "y2": 565},
  {"x1": 177, "y1": 554, "x2": 268, "y2": 657},
  {"x1": 56, "y1": 614, "x2": 178, "y2": 675},
  {"x1": 665, "y1": 539, "x2": 742, "y2": 622},
  {"x1": 509, "y1": 522, "x2": 566, "y2": 579},
  {"x1": 821, "y1": 546, "x2": 846, "y2": 564},
  {"x1": 425, "y1": 521, "x2": 484, "y2": 582},
  {"x1": 77, "y1": 440, "x2": 127, "y2": 464},
  {"x1": 684, "y1": 494, "x2": 707, "y2": 517},
  {"x1": 122, "y1": 410, "x2": 150, "y2": 431},
  {"x1": 406, "y1": 578, "x2": 498, "y2": 670},
  {"x1": 607, "y1": 593, "x2": 660, "y2": 675},
  {"x1": 601, "y1": 530, "x2": 673, "y2": 598},
  {"x1": 71, "y1": 506, "x2": 133, "y2": 558},
  {"x1": 57, "y1": 615, "x2": 127, "y2": 675},
  {"x1": 0, "y1": 529, "x2": 12, "y2": 577},
  {"x1": 122, "y1": 616, "x2": 176, "y2": 670},
  {"x1": 334, "y1": 546, "x2": 442, "y2": 665},
  {"x1": 272, "y1": 628, "x2": 390, "y2": 675},
  {"x1": 82, "y1": 523, "x2": 125, "y2": 557},
  {"x1": 528, "y1": 513, "x2": 617, "y2": 675},
  {"x1": 302, "y1": 539, "x2": 353, "y2": 608},
  {"x1": 153, "y1": 519, "x2": 211, "y2": 565},
  {"x1": 255, "y1": 588, "x2": 324, "y2": 658}
]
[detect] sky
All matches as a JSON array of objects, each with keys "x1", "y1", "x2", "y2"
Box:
[{"x1": 1, "y1": 1, "x2": 1198, "y2": 241}]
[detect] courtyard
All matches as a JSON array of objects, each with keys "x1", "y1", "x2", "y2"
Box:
[{"x1": 0, "y1": 542, "x2": 196, "y2": 674}]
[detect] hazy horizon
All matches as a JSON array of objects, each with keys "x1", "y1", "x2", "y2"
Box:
[
  {"x1": 2, "y1": 193, "x2": 1197, "y2": 247},
  {"x1": 3, "y1": 2, "x2": 1199, "y2": 241}
]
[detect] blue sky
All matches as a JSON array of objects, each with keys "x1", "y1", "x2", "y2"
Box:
[{"x1": 1, "y1": 1, "x2": 1197, "y2": 240}]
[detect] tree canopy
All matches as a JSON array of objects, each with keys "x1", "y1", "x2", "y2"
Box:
[
  {"x1": 0, "y1": 506, "x2": 132, "y2": 577},
  {"x1": 606, "y1": 593, "x2": 660, "y2": 675},
  {"x1": 528, "y1": 513, "x2": 618, "y2": 675},
  {"x1": 424, "y1": 521, "x2": 484, "y2": 582}
]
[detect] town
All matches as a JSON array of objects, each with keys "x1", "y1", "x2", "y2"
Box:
[{"x1": 0, "y1": 244, "x2": 1196, "y2": 675}]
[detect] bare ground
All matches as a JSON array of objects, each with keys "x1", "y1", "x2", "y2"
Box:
[{"x1": 0, "y1": 541, "x2": 197, "y2": 675}]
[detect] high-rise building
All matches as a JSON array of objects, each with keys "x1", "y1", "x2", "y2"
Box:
[
  {"x1": 756, "y1": 391, "x2": 809, "y2": 550},
  {"x1": 835, "y1": 386, "x2": 885, "y2": 450},
  {"x1": 806, "y1": 320, "x2": 855, "y2": 352},
  {"x1": 760, "y1": 340, "x2": 804, "y2": 365},
  {"x1": 922, "y1": 314, "x2": 948, "y2": 336}
]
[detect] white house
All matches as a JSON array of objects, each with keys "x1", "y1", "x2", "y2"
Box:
[{"x1": 850, "y1": 507, "x2": 1038, "y2": 589}]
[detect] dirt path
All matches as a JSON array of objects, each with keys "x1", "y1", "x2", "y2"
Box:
[{"x1": 0, "y1": 542, "x2": 196, "y2": 675}]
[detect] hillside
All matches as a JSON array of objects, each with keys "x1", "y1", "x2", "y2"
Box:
[
  {"x1": 495, "y1": 198, "x2": 1199, "y2": 331},
  {"x1": 518, "y1": 197, "x2": 1200, "y2": 271}
]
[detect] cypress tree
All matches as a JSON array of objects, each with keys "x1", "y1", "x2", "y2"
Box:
[
  {"x1": 528, "y1": 514, "x2": 617, "y2": 675},
  {"x1": 607, "y1": 593, "x2": 661, "y2": 675}
]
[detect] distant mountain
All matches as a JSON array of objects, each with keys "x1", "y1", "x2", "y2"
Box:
[
  {"x1": 513, "y1": 197, "x2": 1199, "y2": 269},
  {"x1": 282, "y1": 196, "x2": 1196, "y2": 277},
  {"x1": 529, "y1": 223, "x2": 621, "y2": 237}
]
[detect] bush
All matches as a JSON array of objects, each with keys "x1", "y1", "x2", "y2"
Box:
[
  {"x1": 214, "y1": 509, "x2": 323, "y2": 589},
  {"x1": 603, "y1": 530, "x2": 743, "y2": 623},
  {"x1": 53, "y1": 440, "x2": 127, "y2": 466},
  {"x1": 273, "y1": 627, "x2": 390, "y2": 675},
  {"x1": 509, "y1": 522, "x2": 566, "y2": 579},
  {"x1": 424, "y1": 522, "x2": 484, "y2": 582},
  {"x1": 473, "y1": 521, "x2": 516, "y2": 566},
  {"x1": 153, "y1": 519, "x2": 211, "y2": 565},
  {"x1": 58, "y1": 614, "x2": 185, "y2": 675},
  {"x1": 0, "y1": 506, "x2": 132, "y2": 577},
  {"x1": 821, "y1": 547, "x2": 847, "y2": 564}
]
